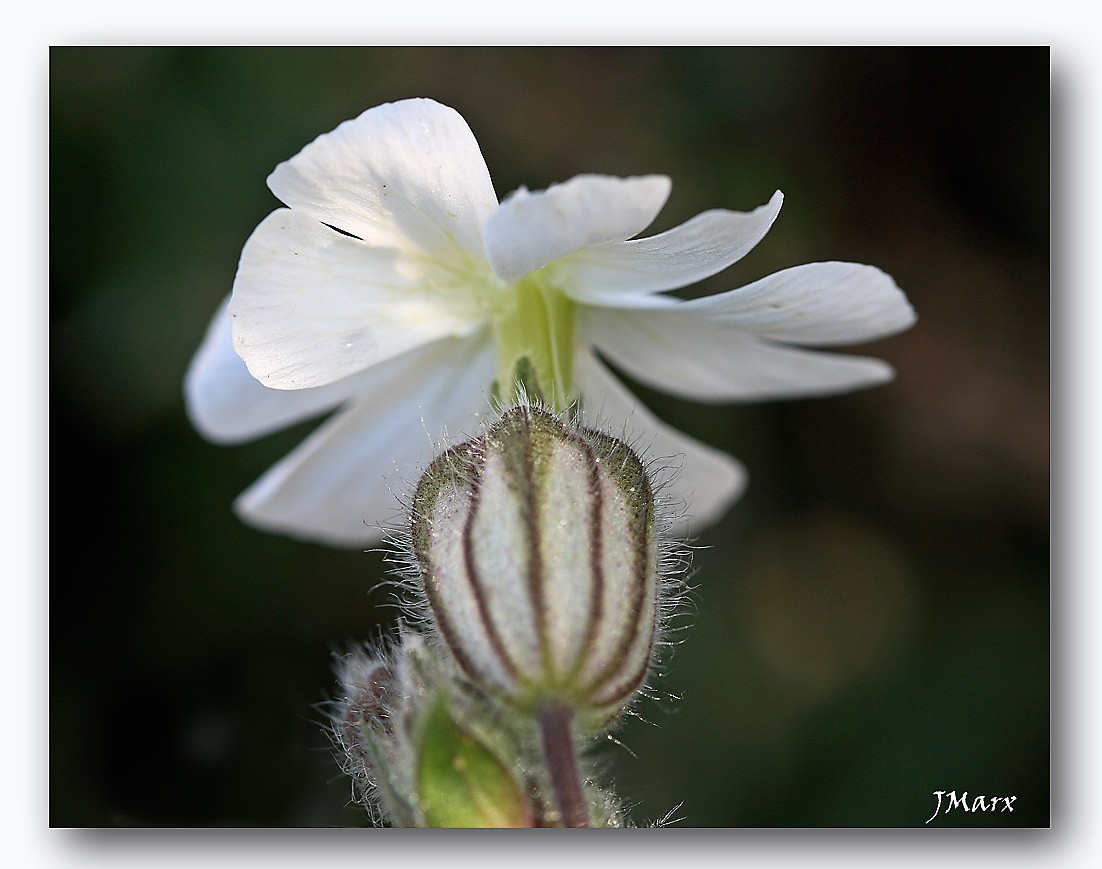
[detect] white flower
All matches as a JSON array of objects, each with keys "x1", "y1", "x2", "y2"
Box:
[{"x1": 185, "y1": 98, "x2": 915, "y2": 547}]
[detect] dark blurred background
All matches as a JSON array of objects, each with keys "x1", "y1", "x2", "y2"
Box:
[{"x1": 50, "y1": 47, "x2": 1049, "y2": 827}]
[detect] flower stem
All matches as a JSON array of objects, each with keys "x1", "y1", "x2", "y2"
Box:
[
  {"x1": 491, "y1": 274, "x2": 576, "y2": 412},
  {"x1": 536, "y1": 702, "x2": 589, "y2": 828}
]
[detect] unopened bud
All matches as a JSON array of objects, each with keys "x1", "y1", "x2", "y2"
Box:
[
  {"x1": 412, "y1": 403, "x2": 660, "y2": 729},
  {"x1": 416, "y1": 694, "x2": 534, "y2": 828},
  {"x1": 331, "y1": 639, "x2": 419, "y2": 826},
  {"x1": 335, "y1": 653, "x2": 394, "y2": 775},
  {"x1": 331, "y1": 633, "x2": 536, "y2": 827}
]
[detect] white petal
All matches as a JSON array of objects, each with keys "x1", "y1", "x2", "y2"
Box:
[
  {"x1": 680, "y1": 262, "x2": 916, "y2": 346},
  {"x1": 557, "y1": 191, "x2": 784, "y2": 303},
  {"x1": 582, "y1": 306, "x2": 897, "y2": 402},
  {"x1": 267, "y1": 98, "x2": 499, "y2": 260},
  {"x1": 229, "y1": 208, "x2": 486, "y2": 390},
  {"x1": 185, "y1": 295, "x2": 365, "y2": 444},
  {"x1": 483, "y1": 174, "x2": 672, "y2": 284},
  {"x1": 234, "y1": 336, "x2": 497, "y2": 547},
  {"x1": 573, "y1": 348, "x2": 747, "y2": 537}
]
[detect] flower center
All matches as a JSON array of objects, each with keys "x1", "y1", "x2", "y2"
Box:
[{"x1": 490, "y1": 272, "x2": 576, "y2": 411}]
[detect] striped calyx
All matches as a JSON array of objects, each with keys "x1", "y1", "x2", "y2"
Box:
[{"x1": 411, "y1": 404, "x2": 658, "y2": 729}]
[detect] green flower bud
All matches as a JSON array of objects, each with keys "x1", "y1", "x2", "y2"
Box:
[
  {"x1": 411, "y1": 403, "x2": 660, "y2": 729},
  {"x1": 331, "y1": 635, "x2": 422, "y2": 827},
  {"x1": 416, "y1": 694, "x2": 534, "y2": 828},
  {"x1": 331, "y1": 632, "x2": 536, "y2": 827}
]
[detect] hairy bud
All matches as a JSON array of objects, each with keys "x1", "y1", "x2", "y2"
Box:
[
  {"x1": 331, "y1": 633, "x2": 536, "y2": 827},
  {"x1": 411, "y1": 403, "x2": 660, "y2": 729}
]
